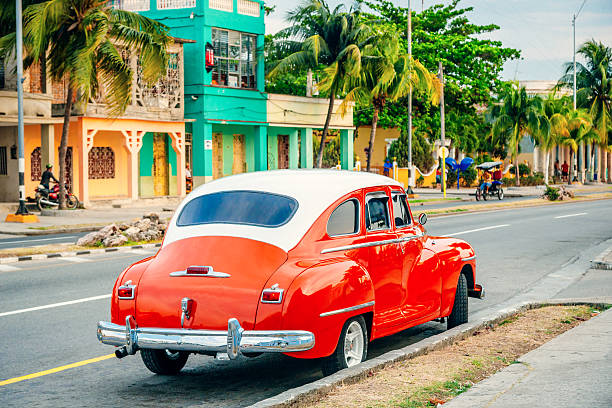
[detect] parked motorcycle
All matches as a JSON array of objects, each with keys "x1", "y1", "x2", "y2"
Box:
[{"x1": 35, "y1": 184, "x2": 79, "y2": 211}]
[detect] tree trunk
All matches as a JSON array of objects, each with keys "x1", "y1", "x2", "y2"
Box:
[
  {"x1": 568, "y1": 150, "x2": 573, "y2": 185},
  {"x1": 366, "y1": 107, "x2": 379, "y2": 172},
  {"x1": 58, "y1": 84, "x2": 73, "y2": 209},
  {"x1": 544, "y1": 150, "x2": 550, "y2": 185},
  {"x1": 316, "y1": 92, "x2": 336, "y2": 168},
  {"x1": 590, "y1": 142, "x2": 595, "y2": 182},
  {"x1": 40, "y1": 50, "x2": 47, "y2": 94},
  {"x1": 515, "y1": 143, "x2": 520, "y2": 186}
]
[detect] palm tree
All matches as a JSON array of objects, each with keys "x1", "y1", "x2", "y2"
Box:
[
  {"x1": 268, "y1": 0, "x2": 372, "y2": 168},
  {"x1": 557, "y1": 109, "x2": 598, "y2": 184},
  {"x1": 539, "y1": 94, "x2": 571, "y2": 184},
  {"x1": 490, "y1": 85, "x2": 550, "y2": 186},
  {"x1": 0, "y1": 0, "x2": 170, "y2": 208},
  {"x1": 558, "y1": 40, "x2": 612, "y2": 180},
  {"x1": 332, "y1": 33, "x2": 438, "y2": 172}
]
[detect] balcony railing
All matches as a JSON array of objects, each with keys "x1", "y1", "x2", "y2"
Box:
[
  {"x1": 158, "y1": 0, "x2": 196, "y2": 9},
  {"x1": 237, "y1": 0, "x2": 260, "y2": 17},
  {"x1": 112, "y1": 0, "x2": 150, "y2": 11}
]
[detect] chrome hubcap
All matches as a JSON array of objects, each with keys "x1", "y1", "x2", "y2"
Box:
[{"x1": 343, "y1": 321, "x2": 364, "y2": 367}]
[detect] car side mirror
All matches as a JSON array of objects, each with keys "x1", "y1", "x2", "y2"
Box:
[{"x1": 418, "y1": 213, "x2": 427, "y2": 225}]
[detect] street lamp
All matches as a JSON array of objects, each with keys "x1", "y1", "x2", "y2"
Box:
[
  {"x1": 5, "y1": 0, "x2": 37, "y2": 223},
  {"x1": 406, "y1": 0, "x2": 414, "y2": 193},
  {"x1": 573, "y1": 0, "x2": 586, "y2": 183}
]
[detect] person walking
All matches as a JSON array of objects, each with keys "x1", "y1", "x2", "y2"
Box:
[{"x1": 561, "y1": 161, "x2": 569, "y2": 183}]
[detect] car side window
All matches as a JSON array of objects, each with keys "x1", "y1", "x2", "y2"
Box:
[
  {"x1": 327, "y1": 199, "x2": 360, "y2": 237},
  {"x1": 392, "y1": 193, "x2": 412, "y2": 228},
  {"x1": 365, "y1": 192, "x2": 390, "y2": 231}
]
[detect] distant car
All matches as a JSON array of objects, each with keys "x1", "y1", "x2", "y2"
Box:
[{"x1": 97, "y1": 170, "x2": 483, "y2": 375}]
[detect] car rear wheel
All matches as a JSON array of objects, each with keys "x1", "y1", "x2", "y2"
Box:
[
  {"x1": 321, "y1": 316, "x2": 368, "y2": 376},
  {"x1": 447, "y1": 273, "x2": 468, "y2": 330},
  {"x1": 141, "y1": 349, "x2": 189, "y2": 375}
]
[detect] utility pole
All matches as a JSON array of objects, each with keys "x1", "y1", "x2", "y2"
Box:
[
  {"x1": 439, "y1": 61, "x2": 446, "y2": 198},
  {"x1": 406, "y1": 0, "x2": 414, "y2": 193},
  {"x1": 573, "y1": 0, "x2": 586, "y2": 182}
]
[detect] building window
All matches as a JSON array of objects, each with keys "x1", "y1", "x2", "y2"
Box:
[
  {"x1": 237, "y1": 0, "x2": 260, "y2": 17},
  {"x1": 31, "y1": 147, "x2": 42, "y2": 180},
  {"x1": 209, "y1": 0, "x2": 233, "y2": 12},
  {"x1": 0, "y1": 57, "x2": 5, "y2": 89},
  {"x1": 211, "y1": 28, "x2": 256, "y2": 89},
  {"x1": 112, "y1": 0, "x2": 150, "y2": 11},
  {"x1": 157, "y1": 0, "x2": 196, "y2": 9},
  {"x1": 88, "y1": 147, "x2": 115, "y2": 179},
  {"x1": 0, "y1": 146, "x2": 7, "y2": 175}
]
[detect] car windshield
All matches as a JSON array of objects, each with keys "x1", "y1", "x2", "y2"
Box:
[{"x1": 176, "y1": 190, "x2": 299, "y2": 228}]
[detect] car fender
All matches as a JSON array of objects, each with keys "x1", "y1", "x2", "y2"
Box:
[
  {"x1": 110, "y1": 256, "x2": 154, "y2": 325},
  {"x1": 280, "y1": 258, "x2": 375, "y2": 359}
]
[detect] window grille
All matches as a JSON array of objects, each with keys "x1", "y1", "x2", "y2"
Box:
[
  {"x1": 211, "y1": 28, "x2": 256, "y2": 89},
  {"x1": 112, "y1": 0, "x2": 150, "y2": 11},
  {"x1": 88, "y1": 147, "x2": 116, "y2": 179},
  {"x1": 237, "y1": 0, "x2": 259, "y2": 17},
  {"x1": 158, "y1": 0, "x2": 196, "y2": 9},
  {"x1": 209, "y1": 0, "x2": 233, "y2": 12},
  {"x1": 31, "y1": 147, "x2": 42, "y2": 180},
  {"x1": 0, "y1": 57, "x2": 5, "y2": 89},
  {"x1": 0, "y1": 146, "x2": 7, "y2": 175}
]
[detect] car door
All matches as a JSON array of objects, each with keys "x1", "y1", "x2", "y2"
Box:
[
  {"x1": 391, "y1": 191, "x2": 441, "y2": 321},
  {"x1": 364, "y1": 187, "x2": 405, "y2": 330}
]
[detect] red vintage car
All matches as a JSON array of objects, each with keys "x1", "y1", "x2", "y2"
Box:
[{"x1": 97, "y1": 170, "x2": 483, "y2": 375}]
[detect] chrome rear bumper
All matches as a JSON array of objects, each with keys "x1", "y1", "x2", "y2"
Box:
[{"x1": 97, "y1": 316, "x2": 315, "y2": 359}]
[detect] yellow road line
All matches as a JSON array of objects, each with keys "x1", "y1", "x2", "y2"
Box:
[{"x1": 0, "y1": 354, "x2": 115, "y2": 387}]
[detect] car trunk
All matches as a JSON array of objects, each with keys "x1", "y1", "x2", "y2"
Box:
[{"x1": 135, "y1": 236, "x2": 287, "y2": 330}]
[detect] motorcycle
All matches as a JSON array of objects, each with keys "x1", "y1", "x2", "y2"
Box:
[{"x1": 35, "y1": 184, "x2": 79, "y2": 211}]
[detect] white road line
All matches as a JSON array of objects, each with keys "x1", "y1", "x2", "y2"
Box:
[
  {"x1": 554, "y1": 212, "x2": 587, "y2": 219},
  {"x1": 130, "y1": 249, "x2": 154, "y2": 254},
  {"x1": 443, "y1": 224, "x2": 510, "y2": 237},
  {"x1": 0, "y1": 236, "x2": 77, "y2": 245},
  {"x1": 61, "y1": 256, "x2": 90, "y2": 263},
  {"x1": 0, "y1": 264, "x2": 20, "y2": 272},
  {"x1": 0, "y1": 294, "x2": 111, "y2": 317}
]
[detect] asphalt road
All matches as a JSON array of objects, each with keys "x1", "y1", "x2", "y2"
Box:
[
  {"x1": 0, "y1": 232, "x2": 89, "y2": 250},
  {"x1": 0, "y1": 199, "x2": 611, "y2": 407}
]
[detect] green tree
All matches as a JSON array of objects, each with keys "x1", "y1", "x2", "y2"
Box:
[
  {"x1": 1, "y1": 0, "x2": 170, "y2": 208},
  {"x1": 336, "y1": 32, "x2": 438, "y2": 171},
  {"x1": 490, "y1": 85, "x2": 549, "y2": 186},
  {"x1": 387, "y1": 125, "x2": 435, "y2": 171},
  {"x1": 357, "y1": 0, "x2": 520, "y2": 160},
  {"x1": 539, "y1": 94, "x2": 572, "y2": 184},
  {"x1": 558, "y1": 40, "x2": 611, "y2": 171},
  {"x1": 268, "y1": 0, "x2": 373, "y2": 168},
  {"x1": 557, "y1": 109, "x2": 597, "y2": 184}
]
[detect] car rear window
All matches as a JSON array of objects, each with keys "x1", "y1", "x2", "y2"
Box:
[{"x1": 176, "y1": 191, "x2": 299, "y2": 228}]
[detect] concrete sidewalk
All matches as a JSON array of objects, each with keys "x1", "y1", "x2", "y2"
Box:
[
  {"x1": 446, "y1": 248, "x2": 612, "y2": 408},
  {"x1": 0, "y1": 205, "x2": 175, "y2": 235},
  {"x1": 444, "y1": 307, "x2": 612, "y2": 408}
]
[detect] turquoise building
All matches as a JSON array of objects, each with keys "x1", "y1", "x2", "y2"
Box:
[{"x1": 118, "y1": 0, "x2": 354, "y2": 189}]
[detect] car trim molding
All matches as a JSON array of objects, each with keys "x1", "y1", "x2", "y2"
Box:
[
  {"x1": 319, "y1": 301, "x2": 375, "y2": 317},
  {"x1": 321, "y1": 233, "x2": 424, "y2": 254},
  {"x1": 461, "y1": 255, "x2": 476, "y2": 262}
]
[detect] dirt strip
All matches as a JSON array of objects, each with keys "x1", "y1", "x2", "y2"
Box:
[{"x1": 302, "y1": 305, "x2": 605, "y2": 408}]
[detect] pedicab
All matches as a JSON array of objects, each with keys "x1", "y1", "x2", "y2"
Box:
[{"x1": 475, "y1": 161, "x2": 504, "y2": 201}]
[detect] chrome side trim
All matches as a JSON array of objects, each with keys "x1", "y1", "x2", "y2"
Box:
[
  {"x1": 461, "y1": 255, "x2": 476, "y2": 262},
  {"x1": 170, "y1": 266, "x2": 230, "y2": 278},
  {"x1": 319, "y1": 301, "x2": 375, "y2": 317},
  {"x1": 321, "y1": 232, "x2": 424, "y2": 254}
]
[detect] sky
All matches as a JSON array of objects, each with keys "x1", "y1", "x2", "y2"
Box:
[{"x1": 264, "y1": 0, "x2": 612, "y2": 81}]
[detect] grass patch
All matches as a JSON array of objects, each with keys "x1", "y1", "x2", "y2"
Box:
[{"x1": 306, "y1": 305, "x2": 597, "y2": 408}]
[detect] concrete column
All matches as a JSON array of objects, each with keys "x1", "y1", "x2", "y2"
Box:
[
  {"x1": 192, "y1": 122, "x2": 212, "y2": 187},
  {"x1": 300, "y1": 128, "x2": 313, "y2": 169},
  {"x1": 340, "y1": 129, "x2": 354, "y2": 170},
  {"x1": 533, "y1": 146, "x2": 540, "y2": 173},
  {"x1": 586, "y1": 143, "x2": 592, "y2": 181},
  {"x1": 577, "y1": 142, "x2": 583, "y2": 181},
  {"x1": 608, "y1": 151, "x2": 612, "y2": 183},
  {"x1": 122, "y1": 130, "x2": 144, "y2": 200},
  {"x1": 169, "y1": 131, "x2": 186, "y2": 196},
  {"x1": 288, "y1": 129, "x2": 299, "y2": 169},
  {"x1": 79, "y1": 127, "x2": 96, "y2": 205},
  {"x1": 40, "y1": 124, "x2": 54, "y2": 167},
  {"x1": 253, "y1": 125, "x2": 268, "y2": 171}
]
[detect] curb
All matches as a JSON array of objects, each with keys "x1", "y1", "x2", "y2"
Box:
[
  {"x1": 591, "y1": 247, "x2": 612, "y2": 270},
  {"x1": 248, "y1": 297, "x2": 612, "y2": 408},
  {"x1": 0, "y1": 242, "x2": 161, "y2": 264}
]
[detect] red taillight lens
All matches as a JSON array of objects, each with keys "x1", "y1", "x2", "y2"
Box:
[
  {"x1": 117, "y1": 287, "x2": 133, "y2": 298},
  {"x1": 261, "y1": 290, "x2": 282, "y2": 303},
  {"x1": 186, "y1": 266, "x2": 210, "y2": 274}
]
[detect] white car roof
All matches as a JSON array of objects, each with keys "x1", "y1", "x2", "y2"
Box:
[{"x1": 163, "y1": 170, "x2": 403, "y2": 252}]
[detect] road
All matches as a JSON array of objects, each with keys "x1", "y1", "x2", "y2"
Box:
[
  {"x1": 0, "y1": 232, "x2": 88, "y2": 250},
  {"x1": 0, "y1": 199, "x2": 610, "y2": 407}
]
